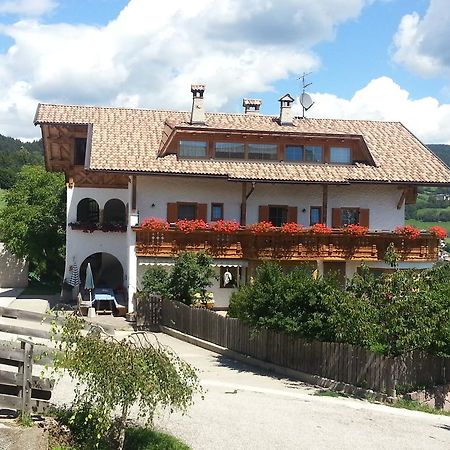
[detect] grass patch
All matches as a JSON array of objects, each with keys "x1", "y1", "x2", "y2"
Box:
[
  {"x1": 22, "y1": 279, "x2": 61, "y2": 295},
  {"x1": 314, "y1": 390, "x2": 348, "y2": 398},
  {"x1": 406, "y1": 219, "x2": 450, "y2": 232},
  {"x1": 123, "y1": 427, "x2": 190, "y2": 450},
  {"x1": 390, "y1": 398, "x2": 450, "y2": 416}
]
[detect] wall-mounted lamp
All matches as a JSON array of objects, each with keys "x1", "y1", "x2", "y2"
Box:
[
  {"x1": 151, "y1": 203, "x2": 155, "y2": 208},
  {"x1": 302, "y1": 208, "x2": 306, "y2": 213}
]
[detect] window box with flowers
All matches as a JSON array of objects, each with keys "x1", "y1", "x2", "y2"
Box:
[
  {"x1": 246, "y1": 221, "x2": 274, "y2": 234},
  {"x1": 100, "y1": 222, "x2": 127, "y2": 233},
  {"x1": 280, "y1": 222, "x2": 304, "y2": 234},
  {"x1": 175, "y1": 219, "x2": 208, "y2": 233},
  {"x1": 141, "y1": 217, "x2": 170, "y2": 232},
  {"x1": 342, "y1": 224, "x2": 369, "y2": 237},
  {"x1": 210, "y1": 220, "x2": 240, "y2": 233},
  {"x1": 69, "y1": 222, "x2": 98, "y2": 233},
  {"x1": 428, "y1": 225, "x2": 447, "y2": 240},
  {"x1": 309, "y1": 223, "x2": 332, "y2": 234},
  {"x1": 393, "y1": 225, "x2": 421, "y2": 240}
]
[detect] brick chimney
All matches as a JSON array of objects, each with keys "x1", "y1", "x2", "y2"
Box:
[
  {"x1": 279, "y1": 94, "x2": 295, "y2": 125},
  {"x1": 190, "y1": 84, "x2": 206, "y2": 124},
  {"x1": 243, "y1": 99, "x2": 262, "y2": 115}
]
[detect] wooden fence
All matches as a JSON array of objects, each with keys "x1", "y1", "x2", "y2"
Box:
[
  {"x1": 161, "y1": 299, "x2": 450, "y2": 395},
  {"x1": 0, "y1": 338, "x2": 53, "y2": 415}
]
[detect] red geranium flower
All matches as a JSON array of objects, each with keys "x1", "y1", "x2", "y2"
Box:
[
  {"x1": 281, "y1": 222, "x2": 304, "y2": 234},
  {"x1": 175, "y1": 219, "x2": 208, "y2": 233},
  {"x1": 141, "y1": 217, "x2": 169, "y2": 232},
  {"x1": 247, "y1": 221, "x2": 274, "y2": 233},
  {"x1": 210, "y1": 220, "x2": 240, "y2": 233},
  {"x1": 343, "y1": 224, "x2": 369, "y2": 236},
  {"x1": 428, "y1": 225, "x2": 447, "y2": 240},
  {"x1": 309, "y1": 223, "x2": 332, "y2": 234},
  {"x1": 393, "y1": 225, "x2": 421, "y2": 239}
]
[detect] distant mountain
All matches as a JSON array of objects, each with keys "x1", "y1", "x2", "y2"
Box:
[
  {"x1": 0, "y1": 134, "x2": 43, "y2": 189},
  {"x1": 428, "y1": 144, "x2": 450, "y2": 169}
]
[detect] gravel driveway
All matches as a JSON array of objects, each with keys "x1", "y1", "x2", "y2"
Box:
[{"x1": 52, "y1": 332, "x2": 450, "y2": 450}]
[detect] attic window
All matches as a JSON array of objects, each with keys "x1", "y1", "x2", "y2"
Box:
[
  {"x1": 215, "y1": 142, "x2": 245, "y2": 159},
  {"x1": 179, "y1": 140, "x2": 208, "y2": 158},
  {"x1": 330, "y1": 147, "x2": 351, "y2": 164},
  {"x1": 248, "y1": 144, "x2": 278, "y2": 161},
  {"x1": 74, "y1": 138, "x2": 87, "y2": 166}
]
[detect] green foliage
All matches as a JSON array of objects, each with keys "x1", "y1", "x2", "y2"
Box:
[
  {"x1": 228, "y1": 262, "x2": 340, "y2": 340},
  {"x1": 17, "y1": 411, "x2": 33, "y2": 427},
  {"x1": 142, "y1": 265, "x2": 170, "y2": 298},
  {"x1": 51, "y1": 315, "x2": 201, "y2": 449},
  {"x1": 229, "y1": 261, "x2": 450, "y2": 357},
  {"x1": 124, "y1": 427, "x2": 190, "y2": 450},
  {"x1": 0, "y1": 165, "x2": 66, "y2": 280},
  {"x1": 168, "y1": 252, "x2": 216, "y2": 305}
]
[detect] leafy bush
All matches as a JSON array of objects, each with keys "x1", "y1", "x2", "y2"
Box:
[
  {"x1": 124, "y1": 427, "x2": 190, "y2": 450},
  {"x1": 228, "y1": 262, "x2": 340, "y2": 340},
  {"x1": 142, "y1": 265, "x2": 170, "y2": 297}
]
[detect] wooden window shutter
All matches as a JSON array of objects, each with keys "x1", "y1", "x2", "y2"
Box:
[
  {"x1": 287, "y1": 206, "x2": 298, "y2": 223},
  {"x1": 259, "y1": 205, "x2": 269, "y2": 222},
  {"x1": 359, "y1": 209, "x2": 370, "y2": 227},
  {"x1": 331, "y1": 208, "x2": 342, "y2": 228},
  {"x1": 167, "y1": 203, "x2": 177, "y2": 223},
  {"x1": 197, "y1": 203, "x2": 208, "y2": 221}
]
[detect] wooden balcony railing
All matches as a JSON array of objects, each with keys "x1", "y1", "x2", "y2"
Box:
[{"x1": 133, "y1": 228, "x2": 439, "y2": 262}]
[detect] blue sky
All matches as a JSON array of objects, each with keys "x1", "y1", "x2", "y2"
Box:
[{"x1": 1, "y1": 0, "x2": 450, "y2": 143}]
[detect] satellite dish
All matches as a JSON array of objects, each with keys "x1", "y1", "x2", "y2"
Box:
[{"x1": 300, "y1": 93, "x2": 313, "y2": 110}]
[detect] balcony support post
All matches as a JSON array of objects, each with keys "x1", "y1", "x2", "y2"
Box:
[{"x1": 322, "y1": 184, "x2": 328, "y2": 225}]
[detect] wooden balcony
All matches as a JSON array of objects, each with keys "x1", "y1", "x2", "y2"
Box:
[{"x1": 133, "y1": 228, "x2": 439, "y2": 262}]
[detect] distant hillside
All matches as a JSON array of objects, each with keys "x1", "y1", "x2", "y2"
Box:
[
  {"x1": 0, "y1": 134, "x2": 43, "y2": 188},
  {"x1": 428, "y1": 144, "x2": 450, "y2": 169}
]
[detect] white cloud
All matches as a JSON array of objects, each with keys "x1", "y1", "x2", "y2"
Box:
[
  {"x1": 300, "y1": 76, "x2": 450, "y2": 144},
  {"x1": 392, "y1": 0, "x2": 450, "y2": 77},
  {"x1": 0, "y1": 0, "x2": 371, "y2": 138},
  {"x1": 0, "y1": 0, "x2": 57, "y2": 17}
]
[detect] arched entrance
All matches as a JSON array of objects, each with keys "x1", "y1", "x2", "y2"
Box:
[{"x1": 80, "y1": 253, "x2": 124, "y2": 291}]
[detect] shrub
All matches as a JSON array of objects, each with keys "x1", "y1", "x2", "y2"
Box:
[{"x1": 142, "y1": 265, "x2": 170, "y2": 297}]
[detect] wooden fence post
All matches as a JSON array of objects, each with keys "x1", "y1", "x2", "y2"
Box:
[
  {"x1": 386, "y1": 357, "x2": 397, "y2": 399},
  {"x1": 18, "y1": 338, "x2": 33, "y2": 416}
]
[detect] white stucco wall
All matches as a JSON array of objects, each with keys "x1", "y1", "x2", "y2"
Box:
[
  {"x1": 65, "y1": 186, "x2": 129, "y2": 295},
  {"x1": 136, "y1": 175, "x2": 405, "y2": 230}
]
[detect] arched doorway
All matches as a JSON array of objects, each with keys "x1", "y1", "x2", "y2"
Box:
[{"x1": 80, "y1": 253, "x2": 124, "y2": 291}]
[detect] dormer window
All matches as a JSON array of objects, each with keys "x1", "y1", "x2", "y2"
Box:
[
  {"x1": 215, "y1": 142, "x2": 245, "y2": 159},
  {"x1": 285, "y1": 145, "x2": 322, "y2": 163},
  {"x1": 330, "y1": 147, "x2": 351, "y2": 164},
  {"x1": 179, "y1": 140, "x2": 207, "y2": 158},
  {"x1": 248, "y1": 144, "x2": 278, "y2": 161}
]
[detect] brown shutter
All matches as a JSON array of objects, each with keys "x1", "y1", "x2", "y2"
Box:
[
  {"x1": 359, "y1": 209, "x2": 370, "y2": 228},
  {"x1": 331, "y1": 208, "x2": 342, "y2": 228},
  {"x1": 197, "y1": 203, "x2": 208, "y2": 221},
  {"x1": 288, "y1": 206, "x2": 298, "y2": 223},
  {"x1": 259, "y1": 205, "x2": 269, "y2": 222},
  {"x1": 167, "y1": 203, "x2": 177, "y2": 223}
]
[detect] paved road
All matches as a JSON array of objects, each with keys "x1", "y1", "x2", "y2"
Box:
[{"x1": 142, "y1": 333, "x2": 450, "y2": 450}]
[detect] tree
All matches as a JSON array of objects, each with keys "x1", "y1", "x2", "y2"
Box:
[
  {"x1": 168, "y1": 252, "x2": 216, "y2": 305},
  {"x1": 0, "y1": 165, "x2": 66, "y2": 280},
  {"x1": 52, "y1": 315, "x2": 201, "y2": 449}
]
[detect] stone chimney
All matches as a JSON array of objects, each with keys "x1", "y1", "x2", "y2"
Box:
[
  {"x1": 190, "y1": 84, "x2": 206, "y2": 124},
  {"x1": 279, "y1": 94, "x2": 295, "y2": 125},
  {"x1": 243, "y1": 99, "x2": 262, "y2": 115}
]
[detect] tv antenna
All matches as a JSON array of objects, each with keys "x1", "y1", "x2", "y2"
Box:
[{"x1": 298, "y1": 72, "x2": 314, "y2": 118}]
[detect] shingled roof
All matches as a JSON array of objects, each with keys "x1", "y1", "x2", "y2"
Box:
[{"x1": 34, "y1": 103, "x2": 450, "y2": 184}]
